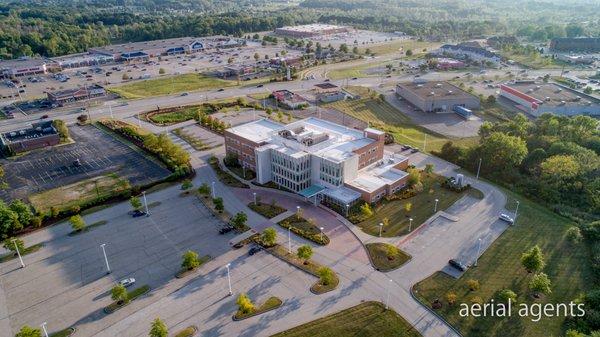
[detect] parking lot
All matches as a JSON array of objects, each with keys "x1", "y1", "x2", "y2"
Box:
[{"x1": 0, "y1": 124, "x2": 170, "y2": 202}]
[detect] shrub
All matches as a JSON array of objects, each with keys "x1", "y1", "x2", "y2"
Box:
[
  {"x1": 236, "y1": 293, "x2": 254, "y2": 314},
  {"x1": 497, "y1": 289, "x2": 517, "y2": 303},
  {"x1": 467, "y1": 279, "x2": 480, "y2": 291},
  {"x1": 566, "y1": 226, "x2": 583, "y2": 243},
  {"x1": 69, "y1": 214, "x2": 86, "y2": 232},
  {"x1": 317, "y1": 266, "x2": 334, "y2": 286},
  {"x1": 181, "y1": 250, "x2": 200, "y2": 270},
  {"x1": 111, "y1": 284, "x2": 129, "y2": 304},
  {"x1": 3, "y1": 237, "x2": 24, "y2": 253},
  {"x1": 261, "y1": 227, "x2": 277, "y2": 247},
  {"x1": 446, "y1": 292, "x2": 457, "y2": 305},
  {"x1": 198, "y1": 183, "x2": 210, "y2": 196},
  {"x1": 213, "y1": 197, "x2": 224, "y2": 211},
  {"x1": 297, "y1": 244, "x2": 313, "y2": 264}
]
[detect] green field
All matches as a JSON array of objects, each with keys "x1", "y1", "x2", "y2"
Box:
[
  {"x1": 413, "y1": 187, "x2": 592, "y2": 337},
  {"x1": 109, "y1": 73, "x2": 237, "y2": 99},
  {"x1": 324, "y1": 87, "x2": 478, "y2": 153},
  {"x1": 365, "y1": 243, "x2": 411, "y2": 271},
  {"x1": 357, "y1": 173, "x2": 473, "y2": 237},
  {"x1": 360, "y1": 40, "x2": 440, "y2": 56},
  {"x1": 29, "y1": 174, "x2": 130, "y2": 214},
  {"x1": 271, "y1": 301, "x2": 422, "y2": 337}
]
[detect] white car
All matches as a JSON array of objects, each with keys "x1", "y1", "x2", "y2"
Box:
[
  {"x1": 499, "y1": 213, "x2": 514, "y2": 224},
  {"x1": 119, "y1": 278, "x2": 136, "y2": 287}
]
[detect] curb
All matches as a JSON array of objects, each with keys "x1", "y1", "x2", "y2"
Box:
[
  {"x1": 231, "y1": 298, "x2": 283, "y2": 321},
  {"x1": 409, "y1": 283, "x2": 464, "y2": 337}
]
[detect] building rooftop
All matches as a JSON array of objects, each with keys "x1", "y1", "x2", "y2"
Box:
[
  {"x1": 273, "y1": 90, "x2": 307, "y2": 104},
  {"x1": 0, "y1": 57, "x2": 50, "y2": 69},
  {"x1": 501, "y1": 81, "x2": 600, "y2": 107},
  {"x1": 440, "y1": 44, "x2": 499, "y2": 59},
  {"x1": 314, "y1": 82, "x2": 339, "y2": 90},
  {"x1": 397, "y1": 81, "x2": 476, "y2": 101},
  {"x1": 90, "y1": 37, "x2": 202, "y2": 55},
  {"x1": 1, "y1": 121, "x2": 57, "y2": 144},
  {"x1": 347, "y1": 153, "x2": 409, "y2": 193},
  {"x1": 226, "y1": 118, "x2": 284, "y2": 143},
  {"x1": 276, "y1": 24, "x2": 349, "y2": 33},
  {"x1": 323, "y1": 186, "x2": 362, "y2": 204}
]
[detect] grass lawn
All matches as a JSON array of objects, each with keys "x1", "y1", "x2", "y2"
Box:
[
  {"x1": 146, "y1": 105, "x2": 209, "y2": 125},
  {"x1": 271, "y1": 301, "x2": 422, "y2": 337},
  {"x1": 325, "y1": 87, "x2": 478, "y2": 153},
  {"x1": 173, "y1": 326, "x2": 197, "y2": 337},
  {"x1": 413, "y1": 187, "x2": 592, "y2": 337},
  {"x1": 109, "y1": 73, "x2": 236, "y2": 99},
  {"x1": 234, "y1": 296, "x2": 283, "y2": 320},
  {"x1": 68, "y1": 220, "x2": 108, "y2": 236},
  {"x1": 29, "y1": 174, "x2": 130, "y2": 215},
  {"x1": 224, "y1": 161, "x2": 256, "y2": 180},
  {"x1": 496, "y1": 51, "x2": 564, "y2": 69},
  {"x1": 208, "y1": 157, "x2": 249, "y2": 188},
  {"x1": 365, "y1": 243, "x2": 411, "y2": 272},
  {"x1": 104, "y1": 285, "x2": 150, "y2": 314},
  {"x1": 357, "y1": 173, "x2": 472, "y2": 237},
  {"x1": 361, "y1": 40, "x2": 440, "y2": 56},
  {"x1": 0, "y1": 243, "x2": 44, "y2": 263},
  {"x1": 248, "y1": 202, "x2": 287, "y2": 219},
  {"x1": 49, "y1": 328, "x2": 75, "y2": 337},
  {"x1": 279, "y1": 215, "x2": 329, "y2": 245}
]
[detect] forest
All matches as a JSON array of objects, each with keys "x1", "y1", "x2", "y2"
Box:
[{"x1": 0, "y1": 0, "x2": 599, "y2": 59}]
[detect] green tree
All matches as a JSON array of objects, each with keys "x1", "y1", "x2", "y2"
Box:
[
  {"x1": 479, "y1": 132, "x2": 528, "y2": 172},
  {"x1": 404, "y1": 202, "x2": 412, "y2": 212},
  {"x1": 407, "y1": 167, "x2": 421, "y2": 186},
  {"x1": 198, "y1": 183, "x2": 210, "y2": 196},
  {"x1": 467, "y1": 279, "x2": 480, "y2": 291},
  {"x1": 486, "y1": 95, "x2": 496, "y2": 104},
  {"x1": 149, "y1": 317, "x2": 168, "y2": 337},
  {"x1": 583, "y1": 86, "x2": 593, "y2": 95},
  {"x1": 231, "y1": 212, "x2": 248, "y2": 229},
  {"x1": 181, "y1": 250, "x2": 200, "y2": 270},
  {"x1": 424, "y1": 164, "x2": 434, "y2": 174},
  {"x1": 15, "y1": 326, "x2": 42, "y2": 337},
  {"x1": 3, "y1": 237, "x2": 24, "y2": 254},
  {"x1": 261, "y1": 227, "x2": 277, "y2": 247},
  {"x1": 158, "y1": 68, "x2": 166, "y2": 75},
  {"x1": 405, "y1": 49, "x2": 413, "y2": 56},
  {"x1": 385, "y1": 244, "x2": 399, "y2": 259},
  {"x1": 69, "y1": 214, "x2": 86, "y2": 232},
  {"x1": 111, "y1": 284, "x2": 129, "y2": 304},
  {"x1": 0, "y1": 200, "x2": 21, "y2": 236},
  {"x1": 237, "y1": 293, "x2": 254, "y2": 314},
  {"x1": 317, "y1": 266, "x2": 334, "y2": 285},
  {"x1": 297, "y1": 244, "x2": 313, "y2": 264},
  {"x1": 446, "y1": 292, "x2": 457, "y2": 305},
  {"x1": 360, "y1": 203, "x2": 373, "y2": 218},
  {"x1": 339, "y1": 43, "x2": 349, "y2": 53},
  {"x1": 130, "y1": 196, "x2": 142, "y2": 211},
  {"x1": 213, "y1": 197, "x2": 224, "y2": 212},
  {"x1": 9, "y1": 200, "x2": 32, "y2": 227},
  {"x1": 521, "y1": 245, "x2": 545, "y2": 273},
  {"x1": 497, "y1": 289, "x2": 517, "y2": 303},
  {"x1": 565, "y1": 226, "x2": 582, "y2": 243},
  {"x1": 529, "y1": 272, "x2": 552, "y2": 296}
]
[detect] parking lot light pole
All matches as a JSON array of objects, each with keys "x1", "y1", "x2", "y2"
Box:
[
  {"x1": 379, "y1": 223, "x2": 384, "y2": 237},
  {"x1": 474, "y1": 238, "x2": 482, "y2": 267},
  {"x1": 212, "y1": 181, "x2": 216, "y2": 198},
  {"x1": 296, "y1": 206, "x2": 301, "y2": 219},
  {"x1": 320, "y1": 227, "x2": 324, "y2": 241},
  {"x1": 225, "y1": 263, "x2": 232, "y2": 296},
  {"x1": 41, "y1": 322, "x2": 49, "y2": 337},
  {"x1": 12, "y1": 239, "x2": 24, "y2": 268},
  {"x1": 108, "y1": 102, "x2": 113, "y2": 119},
  {"x1": 514, "y1": 200, "x2": 520, "y2": 225},
  {"x1": 408, "y1": 218, "x2": 413, "y2": 232},
  {"x1": 345, "y1": 204, "x2": 349, "y2": 217},
  {"x1": 142, "y1": 191, "x2": 149, "y2": 216},
  {"x1": 476, "y1": 158, "x2": 482, "y2": 180},
  {"x1": 100, "y1": 244, "x2": 111, "y2": 274},
  {"x1": 434, "y1": 198, "x2": 439, "y2": 212},
  {"x1": 385, "y1": 279, "x2": 392, "y2": 309},
  {"x1": 288, "y1": 226, "x2": 291, "y2": 253},
  {"x1": 253, "y1": 192, "x2": 257, "y2": 205}
]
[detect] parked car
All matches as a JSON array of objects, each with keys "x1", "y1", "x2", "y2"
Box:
[
  {"x1": 219, "y1": 225, "x2": 234, "y2": 234},
  {"x1": 217, "y1": 88, "x2": 225, "y2": 92},
  {"x1": 132, "y1": 210, "x2": 147, "y2": 217},
  {"x1": 72, "y1": 159, "x2": 82, "y2": 167},
  {"x1": 448, "y1": 259, "x2": 467, "y2": 272},
  {"x1": 499, "y1": 213, "x2": 514, "y2": 224},
  {"x1": 40, "y1": 114, "x2": 49, "y2": 119},
  {"x1": 410, "y1": 148, "x2": 419, "y2": 153},
  {"x1": 180, "y1": 92, "x2": 189, "y2": 96},
  {"x1": 248, "y1": 246, "x2": 263, "y2": 256},
  {"x1": 119, "y1": 278, "x2": 136, "y2": 287},
  {"x1": 256, "y1": 84, "x2": 263, "y2": 88}
]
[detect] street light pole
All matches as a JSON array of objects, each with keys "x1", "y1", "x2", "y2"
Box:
[
  {"x1": 345, "y1": 203, "x2": 349, "y2": 217},
  {"x1": 142, "y1": 191, "x2": 149, "y2": 216},
  {"x1": 476, "y1": 158, "x2": 482, "y2": 180},
  {"x1": 288, "y1": 226, "x2": 291, "y2": 254},
  {"x1": 385, "y1": 279, "x2": 392, "y2": 309},
  {"x1": 408, "y1": 218, "x2": 413, "y2": 232},
  {"x1": 379, "y1": 223, "x2": 383, "y2": 237},
  {"x1": 320, "y1": 227, "x2": 324, "y2": 241},
  {"x1": 514, "y1": 200, "x2": 520, "y2": 225},
  {"x1": 296, "y1": 205, "x2": 301, "y2": 219},
  {"x1": 434, "y1": 198, "x2": 439, "y2": 212},
  {"x1": 253, "y1": 192, "x2": 257, "y2": 205},
  {"x1": 100, "y1": 244, "x2": 111, "y2": 274},
  {"x1": 108, "y1": 102, "x2": 113, "y2": 119},
  {"x1": 225, "y1": 263, "x2": 232, "y2": 296},
  {"x1": 41, "y1": 322, "x2": 49, "y2": 337},
  {"x1": 211, "y1": 181, "x2": 216, "y2": 198},
  {"x1": 11, "y1": 239, "x2": 25, "y2": 268},
  {"x1": 474, "y1": 238, "x2": 482, "y2": 267}
]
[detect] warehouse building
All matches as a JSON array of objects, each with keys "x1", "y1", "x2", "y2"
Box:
[
  {"x1": 550, "y1": 38, "x2": 600, "y2": 53},
  {"x1": 224, "y1": 117, "x2": 409, "y2": 206},
  {"x1": 314, "y1": 83, "x2": 346, "y2": 103},
  {"x1": 272, "y1": 90, "x2": 308, "y2": 109},
  {"x1": 396, "y1": 81, "x2": 480, "y2": 113},
  {"x1": 0, "y1": 57, "x2": 54, "y2": 78},
  {"x1": 0, "y1": 121, "x2": 60, "y2": 154},
  {"x1": 89, "y1": 37, "x2": 206, "y2": 61},
  {"x1": 499, "y1": 81, "x2": 600, "y2": 117},
  {"x1": 275, "y1": 24, "x2": 351, "y2": 38}
]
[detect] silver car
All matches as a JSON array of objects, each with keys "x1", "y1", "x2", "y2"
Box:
[
  {"x1": 119, "y1": 278, "x2": 136, "y2": 287},
  {"x1": 499, "y1": 213, "x2": 514, "y2": 224}
]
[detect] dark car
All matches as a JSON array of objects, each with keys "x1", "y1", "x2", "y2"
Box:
[
  {"x1": 449, "y1": 259, "x2": 467, "y2": 272},
  {"x1": 132, "y1": 210, "x2": 147, "y2": 217},
  {"x1": 410, "y1": 148, "x2": 419, "y2": 153},
  {"x1": 219, "y1": 226, "x2": 234, "y2": 234},
  {"x1": 40, "y1": 114, "x2": 49, "y2": 119},
  {"x1": 351, "y1": 77, "x2": 358, "y2": 80},
  {"x1": 248, "y1": 246, "x2": 263, "y2": 256},
  {"x1": 217, "y1": 88, "x2": 225, "y2": 92},
  {"x1": 256, "y1": 84, "x2": 264, "y2": 88}
]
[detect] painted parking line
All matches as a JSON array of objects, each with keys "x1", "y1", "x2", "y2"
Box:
[
  {"x1": 31, "y1": 175, "x2": 39, "y2": 186},
  {"x1": 45, "y1": 171, "x2": 54, "y2": 181},
  {"x1": 38, "y1": 173, "x2": 46, "y2": 184}
]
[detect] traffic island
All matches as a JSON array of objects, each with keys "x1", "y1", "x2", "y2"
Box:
[
  {"x1": 103, "y1": 285, "x2": 150, "y2": 314},
  {"x1": 265, "y1": 244, "x2": 339, "y2": 294},
  {"x1": 0, "y1": 243, "x2": 44, "y2": 263},
  {"x1": 49, "y1": 327, "x2": 76, "y2": 337},
  {"x1": 233, "y1": 296, "x2": 282, "y2": 321},
  {"x1": 173, "y1": 325, "x2": 198, "y2": 337},
  {"x1": 175, "y1": 255, "x2": 212, "y2": 278},
  {"x1": 67, "y1": 220, "x2": 108, "y2": 237},
  {"x1": 247, "y1": 201, "x2": 286, "y2": 219},
  {"x1": 365, "y1": 242, "x2": 411, "y2": 272},
  {"x1": 278, "y1": 215, "x2": 330, "y2": 245}
]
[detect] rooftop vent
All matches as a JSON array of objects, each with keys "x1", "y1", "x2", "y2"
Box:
[
  {"x1": 416, "y1": 84, "x2": 423, "y2": 88},
  {"x1": 559, "y1": 100, "x2": 566, "y2": 105},
  {"x1": 429, "y1": 91, "x2": 435, "y2": 96},
  {"x1": 574, "y1": 96, "x2": 581, "y2": 101},
  {"x1": 436, "y1": 83, "x2": 443, "y2": 87},
  {"x1": 545, "y1": 96, "x2": 551, "y2": 101},
  {"x1": 447, "y1": 90, "x2": 453, "y2": 95}
]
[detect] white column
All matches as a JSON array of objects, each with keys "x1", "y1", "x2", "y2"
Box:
[
  {"x1": 225, "y1": 263, "x2": 232, "y2": 296},
  {"x1": 142, "y1": 191, "x2": 149, "y2": 216},
  {"x1": 408, "y1": 218, "x2": 413, "y2": 232},
  {"x1": 100, "y1": 244, "x2": 111, "y2": 274},
  {"x1": 379, "y1": 223, "x2": 383, "y2": 237},
  {"x1": 514, "y1": 200, "x2": 520, "y2": 225},
  {"x1": 12, "y1": 239, "x2": 24, "y2": 268},
  {"x1": 212, "y1": 181, "x2": 216, "y2": 198},
  {"x1": 41, "y1": 322, "x2": 49, "y2": 337},
  {"x1": 434, "y1": 198, "x2": 439, "y2": 212}
]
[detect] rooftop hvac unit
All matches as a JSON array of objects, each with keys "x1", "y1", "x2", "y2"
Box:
[
  {"x1": 388, "y1": 158, "x2": 395, "y2": 163},
  {"x1": 19, "y1": 130, "x2": 25, "y2": 135},
  {"x1": 447, "y1": 90, "x2": 453, "y2": 95},
  {"x1": 9, "y1": 132, "x2": 16, "y2": 137},
  {"x1": 429, "y1": 91, "x2": 435, "y2": 96},
  {"x1": 436, "y1": 83, "x2": 443, "y2": 87},
  {"x1": 559, "y1": 100, "x2": 566, "y2": 105},
  {"x1": 574, "y1": 96, "x2": 581, "y2": 101},
  {"x1": 556, "y1": 88, "x2": 563, "y2": 93},
  {"x1": 527, "y1": 89, "x2": 533, "y2": 93},
  {"x1": 535, "y1": 85, "x2": 541, "y2": 90},
  {"x1": 545, "y1": 97, "x2": 551, "y2": 101},
  {"x1": 35, "y1": 127, "x2": 42, "y2": 131},
  {"x1": 416, "y1": 84, "x2": 423, "y2": 88}
]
